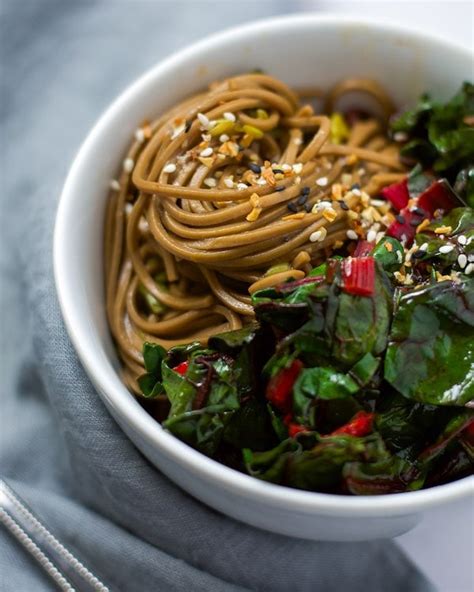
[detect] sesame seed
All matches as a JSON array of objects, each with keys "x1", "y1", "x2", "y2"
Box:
[
  {"x1": 134, "y1": 128, "x2": 145, "y2": 143},
  {"x1": 272, "y1": 168, "x2": 284, "y2": 174},
  {"x1": 293, "y1": 163, "x2": 303, "y2": 174},
  {"x1": 301, "y1": 186, "x2": 311, "y2": 196},
  {"x1": 249, "y1": 163, "x2": 261, "y2": 174},
  {"x1": 123, "y1": 158, "x2": 134, "y2": 173},
  {"x1": 367, "y1": 229, "x2": 377, "y2": 243},
  {"x1": 458, "y1": 235, "x2": 467, "y2": 245},
  {"x1": 287, "y1": 202, "x2": 298, "y2": 213},
  {"x1": 294, "y1": 138, "x2": 303, "y2": 145},
  {"x1": 396, "y1": 214, "x2": 406, "y2": 224},
  {"x1": 275, "y1": 185, "x2": 285, "y2": 192},
  {"x1": 184, "y1": 120, "x2": 192, "y2": 133},
  {"x1": 313, "y1": 201, "x2": 332, "y2": 212},
  {"x1": 310, "y1": 230, "x2": 326, "y2": 243},
  {"x1": 224, "y1": 177, "x2": 234, "y2": 188},
  {"x1": 411, "y1": 250, "x2": 425, "y2": 259},
  {"x1": 465, "y1": 263, "x2": 474, "y2": 275},
  {"x1": 375, "y1": 231, "x2": 385, "y2": 243},
  {"x1": 219, "y1": 134, "x2": 229, "y2": 142},
  {"x1": 469, "y1": 254, "x2": 474, "y2": 262},
  {"x1": 237, "y1": 183, "x2": 248, "y2": 191},
  {"x1": 294, "y1": 176, "x2": 301, "y2": 185},
  {"x1": 304, "y1": 203, "x2": 312, "y2": 212},
  {"x1": 204, "y1": 178, "x2": 217, "y2": 188},
  {"x1": 163, "y1": 163, "x2": 176, "y2": 174},
  {"x1": 346, "y1": 229, "x2": 358, "y2": 240},
  {"x1": 351, "y1": 188, "x2": 362, "y2": 197},
  {"x1": 458, "y1": 254, "x2": 467, "y2": 268},
  {"x1": 351, "y1": 183, "x2": 361, "y2": 191},
  {"x1": 410, "y1": 217, "x2": 423, "y2": 227},
  {"x1": 412, "y1": 207, "x2": 425, "y2": 216},
  {"x1": 256, "y1": 178, "x2": 267, "y2": 186},
  {"x1": 420, "y1": 243, "x2": 428, "y2": 251},
  {"x1": 223, "y1": 112, "x2": 236, "y2": 122},
  {"x1": 439, "y1": 245, "x2": 454, "y2": 254},
  {"x1": 396, "y1": 251, "x2": 403, "y2": 263},
  {"x1": 394, "y1": 131, "x2": 408, "y2": 142},
  {"x1": 370, "y1": 199, "x2": 386, "y2": 207},
  {"x1": 109, "y1": 179, "x2": 120, "y2": 191},
  {"x1": 200, "y1": 147, "x2": 213, "y2": 157},
  {"x1": 297, "y1": 194, "x2": 308, "y2": 206},
  {"x1": 197, "y1": 113, "x2": 210, "y2": 128},
  {"x1": 316, "y1": 177, "x2": 328, "y2": 187},
  {"x1": 281, "y1": 164, "x2": 292, "y2": 172},
  {"x1": 338, "y1": 200, "x2": 349, "y2": 211}
]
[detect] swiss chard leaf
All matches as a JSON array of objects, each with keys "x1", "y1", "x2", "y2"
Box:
[
  {"x1": 384, "y1": 278, "x2": 474, "y2": 405},
  {"x1": 343, "y1": 456, "x2": 424, "y2": 494}
]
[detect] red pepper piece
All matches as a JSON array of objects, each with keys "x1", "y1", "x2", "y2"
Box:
[
  {"x1": 266, "y1": 359, "x2": 303, "y2": 412},
  {"x1": 353, "y1": 240, "x2": 375, "y2": 258},
  {"x1": 341, "y1": 257, "x2": 375, "y2": 297},
  {"x1": 287, "y1": 423, "x2": 308, "y2": 438},
  {"x1": 380, "y1": 178, "x2": 409, "y2": 211},
  {"x1": 174, "y1": 361, "x2": 189, "y2": 375},
  {"x1": 331, "y1": 411, "x2": 375, "y2": 437},
  {"x1": 386, "y1": 209, "x2": 419, "y2": 244},
  {"x1": 417, "y1": 179, "x2": 464, "y2": 216}
]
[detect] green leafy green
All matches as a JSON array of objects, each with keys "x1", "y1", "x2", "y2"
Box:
[
  {"x1": 371, "y1": 237, "x2": 404, "y2": 273},
  {"x1": 384, "y1": 279, "x2": 474, "y2": 405},
  {"x1": 391, "y1": 82, "x2": 474, "y2": 178}
]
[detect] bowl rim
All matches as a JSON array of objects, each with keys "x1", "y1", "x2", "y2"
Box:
[{"x1": 54, "y1": 12, "x2": 474, "y2": 517}]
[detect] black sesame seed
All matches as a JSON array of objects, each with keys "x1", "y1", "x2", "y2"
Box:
[
  {"x1": 412, "y1": 250, "x2": 426, "y2": 259},
  {"x1": 273, "y1": 168, "x2": 284, "y2": 174},
  {"x1": 184, "y1": 120, "x2": 192, "y2": 133},
  {"x1": 301, "y1": 186, "x2": 311, "y2": 196},
  {"x1": 304, "y1": 203, "x2": 312, "y2": 212},
  {"x1": 275, "y1": 185, "x2": 285, "y2": 192},
  {"x1": 409, "y1": 217, "x2": 423, "y2": 227},
  {"x1": 396, "y1": 214, "x2": 406, "y2": 224},
  {"x1": 413, "y1": 207, "x2": 426, "y2": 216},
  {"x1": 297, "y1": 194, "x2": 308, "y2": 206},
  {"x1": 351, "y1": 183, "x2": 361, "y2": 190},
  {"x1": 287, "y1": 202, "x2": 298, "y2": 212},
  {"x1": 338, "y1": 200, "x2": 349, "y2": 211},
  {"x1": 249, "y1": 162, "x2": 261, "y2": 174}
]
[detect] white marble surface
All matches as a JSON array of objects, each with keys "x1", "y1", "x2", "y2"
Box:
[{"x1": 300, "y1": 3, "x2": 474, "y2": 590}]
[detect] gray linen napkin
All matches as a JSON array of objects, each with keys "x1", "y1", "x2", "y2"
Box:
[{"x1": 0, "y1": 1, "x2": 436, "y2": 590}]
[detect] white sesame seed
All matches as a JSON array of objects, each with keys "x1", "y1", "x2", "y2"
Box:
[
  {"x1": 316, "y1": 177, "x2": 328, "y2": 187},
  {"x1": 458, "y1": 254, "x2": 468, "y2": 269},
  {"x1": 123, "y1": 158, "x2": 134, "y2": 173},
  {"x1": 294, "y1": 138, "x2": 303, "y2": 145},
  {"x1": 367, "y1": 229, "x2": 377, "y2": 243},
  {"x1": 197, "y1": 113, "x2": 210, "y2": 128},
  {"x1": 200, "y1": 147, "x2": 213, "y2": 157},
  {"x1": 125, "y1": 203, "x2": 133, "y2": 215},
  {"x1": 309, "y1": 230, "x2": 322, "y2": 242},
  {"x1": 370, "y1": 199, "x2": 386, "y2": 207},
  {"x1": 223, "y1": 112, "x2": 236, "y2": 122},
  {"x1": 293, "y1": 163, "x2": 303, "y2": 174},
  {"x1": 294, "y1": 176, "x2": 301, "y2": 185},
  {"x1": 375, "y1": 231, "x2": 385, "y2": 243},
  {"x1": 163, "y1": 163, "x2": 176, "y2": 174},
  {"x1": 204, "y1": 178, "x2": 217, "y2": 188},
  {"x1": 281, "y1": 164, "x2": 292, "y2": 172},
  {"x1": 352, "y1": 188, "x2": 362, "y2": 197},
  {"x1": 458, "y1": 235, "x2": 467, "y2": 245},
  {"x1": 219, "y1": 134, "x2": 229, "y2": 142},
  {"x1": 256, "y1": 178, "x2": 267, "y2": 186},
  {"x1": 109, "y1": 179, "x2": 120, "y2": 191},
  {"x1": 420, "y1": 242, "x2": 429, "y2": 252},
  {"x1": 312, "y1": 201, "x2": 332, "y2": 213},
  {"x1": 134, "y1": 128, "x2": 145, "y2": 143},
  {"x1": 469, "y1": 254, "x2": 474, "y2": 262},
  {"x1": 394, "y1": 131, "x2": 408, "y2": 142},
  {"x1": 346, "y1": 229, "x2": 358, "y2": 240},
  {"x1": 171, "y1": 123, "x2": 185, "y2": 139},
  {"x1": 439, "y1": 245, "x2": 454, "y2": 254},
  {"x1": 465, "y1": 263, "x2": 474, "y2": 274},
  {"x1": 237, "y1": 183, "x2": 248, "y2": 191},
  {"x1": 396, "y1": 251, "x2": 403, "y2": 263},
  {"x1": 224, "y1": 177, "x2": 234, "y2": 189}
]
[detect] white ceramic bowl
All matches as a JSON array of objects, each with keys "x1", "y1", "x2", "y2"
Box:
[{"x1": 54, "y1": 14, "x2": 473, "y2": 541}]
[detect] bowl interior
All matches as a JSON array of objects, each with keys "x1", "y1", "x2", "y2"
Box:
[{"x1": 55, "y1": 14, "x2": 473, "y2": 518}]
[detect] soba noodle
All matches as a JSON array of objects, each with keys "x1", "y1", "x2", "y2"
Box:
[{"x1": 104, "y1": 74, "x2": 405, "y2": 393}]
